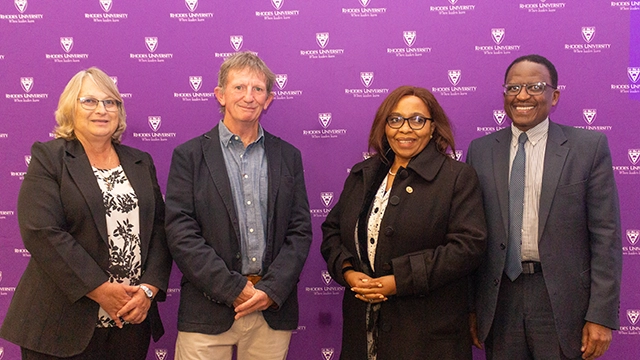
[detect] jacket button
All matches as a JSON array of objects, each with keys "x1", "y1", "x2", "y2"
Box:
[
  {"x1": 494, "y1": 278, "x2": 500, "y2": 286},
  {"x1": 235, "y1": 252, "x2": 241, "y2": 259},
  {"x1": 382, "y1": 263, "x2": 392, "y2": 271},
  {"x1": 389, "y1": 195, "x2": 400, "y2": 205},
  {"x1": 381, "y1": 322, "x2": 391, "y2": 332},
  {"x1": 384, "y1": 227, "x2": 394, "y2": 236},
  {"x1": 500, "y1": 243, "x2": 506, "y2": 250}
]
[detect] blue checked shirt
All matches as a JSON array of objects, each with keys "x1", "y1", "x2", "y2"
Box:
[{"x1": 219, "y1": 121, "x2": 268, "y2": 275}]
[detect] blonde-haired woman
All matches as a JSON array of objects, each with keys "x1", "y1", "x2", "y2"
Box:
[{"x1": 0, "y1": 67, "x2": 171, "y2": 360}]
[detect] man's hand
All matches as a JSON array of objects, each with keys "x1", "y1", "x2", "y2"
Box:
[
  {"x1": 581, "y1": 321, "x2": 612, "y2": 360},
  {"x1": 233, "y1": 289, "x2": 274, "y2": 320},
  {"x1": 232, "y1": 280, "x2": 256, "y2": 308}
]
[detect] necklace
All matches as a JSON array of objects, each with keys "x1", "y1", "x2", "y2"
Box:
[
  {"x1": 91, "y1": 147, "x2": 114, "y2": 169},
  {"x1": 388, "y1": 169, "x2": 396, "y2": 176}
]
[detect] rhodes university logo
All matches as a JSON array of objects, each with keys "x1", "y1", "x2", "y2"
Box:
[
  {"x1": 627, "y1": 229, "x2": 639, "y2": 245},
  {"x1": 189, "y1": 76, "x2": 202, "y2": 91},
  {"x1": 322, "y1": 348, "x2": 335, "y2": 360},
  {"x1": 403, "y1": 31, "x2": 416, "y2": 47},
  {"x1": 275, "y1": 74, "x2": 288, "y2": 90},
  {"x1": 100, "y1": 0, "x2": 112, "y2": 12},
  {"x1": 359, "y1": 0, "x2": 371, "y2": 6},
  {"x1": 185, "y1": 0, "x2": 198, "y2": 12},
  {"x1": 629, "y1": 149, "x2": 640, "y2": 165},
  {"x1": 628, "y1": 67, "x2": 640, "y2": 83},
  {"x1": 318, "y1": 113, "x2": 332, "y2": 128},
  {"x1": 448, "y1": 70, "x2": 461, "y2": 86},
  {"x1": 316, "y1": 32, "x2": 329, "y2": 48},
  {"x1": 628, "y1": 310, "x2": 640, "y2": 325},
  {"x1": 20, "y1": 77, "x2": 33, "y2": 93},
  {"x1": 491, "y1": 28, "x2": 505, "y2": 45},
  {"x1": 145, "y1": 37, "x2": 158, "y2": 52},
  {"x1": 272, "y1": 0, "x2": 284, "y2": 10},
  {"x1": 15, "y1": 0, "x2": 27, "y2": 13},
  {"x1": 360, "y1": 72, "x2": 374, "y2": 88},
  {"x1": 493, "y1": 110, "x2": 506, "y2": 125},
  {"x1": 155, "y1": 348, "x2": 168, "y2": 360},
  {"x1": 321, "y1": 192, "x2": 334, "y2": 208},
  {"x1": 25, "y1": 155, "x2": 32, "y2": 167},
  {"x1": 583, "y1": 109, "x2": 597, "y2": 125},
  {"x1": 582, "y1": 27, "x2": 595, "y2": 43},
  {"x1": 148, "y1": 116, "x2": 161, "y2": 132},
  {"x1": 321, "y1": 270, "x2": 333, "y2": 285},
  {"x1": 230, "y1": 35, "x2": 243, "y2": 51},
  {"x1": 60, "y1": 37, "x2": 74, "y2": 53}
]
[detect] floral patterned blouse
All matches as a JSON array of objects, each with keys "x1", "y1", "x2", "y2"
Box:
[{"x1": 93, "y1": 165, "x2": 141, "y2": 328}]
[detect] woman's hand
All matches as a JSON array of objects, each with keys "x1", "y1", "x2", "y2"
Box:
[
  {"x1": 349, "y1": 274, "x2": 396, "y2": 304},
  {"x1": 117, "y1": 284, "x2": 158, "y2": 324},
  {"x1": 87, "y1": 282, "x2": 138, "y2": 328}
]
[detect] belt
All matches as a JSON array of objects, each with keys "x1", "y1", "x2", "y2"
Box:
[
  {"x1": 246, "y1": 275, "x2": 262, "y2": 285},
  {"x1": 521, "y1": 261, "x2": 542, "y2": 274}
]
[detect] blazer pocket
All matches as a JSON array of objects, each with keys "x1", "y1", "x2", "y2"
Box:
[{"x1": 556, "y1": 180, "x2": 587, "y2": 196}]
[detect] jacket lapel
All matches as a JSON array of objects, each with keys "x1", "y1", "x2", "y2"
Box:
[
  {"x1": 264, "y1": 131, "x2": 281, "y2": 242},
  {"x1": 63, "y1": 140, "x2": 109, "y2": 245},
  {"x1": 202, "y1": 125, "x2": 241, "y2": 242},
  {"x1": 116, "y1": 145, "x2": 153, "y2": 261},
  {"x1": 492, "y1": 129, "x2": 512, "y2": 238},
  {"x1": 538, "y1": 121, "x2": 568, "y2": 240}
]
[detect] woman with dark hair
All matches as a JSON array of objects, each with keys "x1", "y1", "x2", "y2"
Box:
[
  {"x1": 0, "y1": 67, "x2": 172, "y2": 359},
  {"x1": 321, "y1": 86, "x2": 487, "y2": 359}
]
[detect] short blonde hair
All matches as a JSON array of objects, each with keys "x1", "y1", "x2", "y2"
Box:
[{"x1": 54, "y1": 67, "x2": 126, "y2": 143}]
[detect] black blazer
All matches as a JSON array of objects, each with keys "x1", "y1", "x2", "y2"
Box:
[
  {"x1": 467, "y1": 122, "x2": 622, "y2": 358},
  {"x1": 321, "y1": 141, "x2": 487, "y2": 360},
  {"x1": 0, "y1": 139, "x2": 172, "y2": 357},
  {"x1": 165, "y1": 124, "x2": 312, "y2": 334}
]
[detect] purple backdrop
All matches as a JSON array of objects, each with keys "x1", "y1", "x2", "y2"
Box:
[{"x1": 1, "y1": 1, "x2": 639, "y2": 359}]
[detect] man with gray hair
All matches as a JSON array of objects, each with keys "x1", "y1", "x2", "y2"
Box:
[{"x1": 165, "y1": 51, "x2": 312, "y2": 360}]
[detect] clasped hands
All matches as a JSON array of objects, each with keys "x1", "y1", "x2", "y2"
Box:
[
  {"x1": 87, "y1": 282, "x2": 156, "y2": 328},
  {"x1": 233, "y1": 280, "x2": 274, "y2": 320},
  {"x1": 344, "y1": 269, "x2": 396, "y2": 304}
]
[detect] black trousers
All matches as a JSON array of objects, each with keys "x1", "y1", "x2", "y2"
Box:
[{"x1": 21, "y1": 320, "x2": 151, "y2": 360}]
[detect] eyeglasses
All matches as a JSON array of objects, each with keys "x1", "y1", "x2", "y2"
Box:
[
  {"x1": 502, "y1": 82, "x2": 556, "y2": 96},
  {"x1": 78, "y1": 97, "x2": 120, "y2": 112},
  {"x1": 386, "y1": 115, "x2": 432, "y2": 130}
]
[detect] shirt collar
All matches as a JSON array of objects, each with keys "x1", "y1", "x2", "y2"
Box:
[
  {"x1": 511, "y1": 117, "x2": 549, "y2": 147},
  {"x1": 219, "y1": 121, "x2": 265, "y2": 147}
]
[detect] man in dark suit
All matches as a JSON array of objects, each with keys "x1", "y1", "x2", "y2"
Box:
[
  {"x1": 165, "y1": 52, "x2": 312, "y2": 360},
  {"x1": 467, "y1": 54, "x2": 621, "y2": 360}
]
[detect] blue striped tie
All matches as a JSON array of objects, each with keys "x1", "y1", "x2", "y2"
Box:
[{"x1": 505, "y1": 132, "x2": 528, "y2": 281}]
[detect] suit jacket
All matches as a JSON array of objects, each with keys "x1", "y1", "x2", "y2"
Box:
[
  {"x1": 321, "y1": 141, "x2": 487, "y2": 360},
  {"x1": 467, "y1": 121, "x2": 622, "y2": 358},
  {"x1": 165, "y1": 124, "x2": 312, "y2": 334},
  {"x1": 0, "y1": 139, "x2": 172, "y2": 357}
]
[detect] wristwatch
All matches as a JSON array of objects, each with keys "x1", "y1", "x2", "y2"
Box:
[{"x1": 140, "y1": 285, "x2": 154, "y2": 300}]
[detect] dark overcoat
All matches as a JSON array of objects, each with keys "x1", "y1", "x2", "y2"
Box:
[{"x1": 321, "y1": 141, "x2": 487, "y2": 360}]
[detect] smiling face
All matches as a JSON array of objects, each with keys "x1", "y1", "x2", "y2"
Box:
[
  {"x1": 73, "y1": 76, "x2": 119, "y2": 145},
  {"x1": 214, "y1": 67, "x2": 274, "y2": 132},
  {"x1": 385, "y1": 95, "x2": 435, "y2": 167},
  {"x1": 504, "y1": 60, "x2": 560, "y2": 132}
]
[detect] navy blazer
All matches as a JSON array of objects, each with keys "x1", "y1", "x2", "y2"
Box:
[
  {"x1": 0, "y1": 139, "x2": 172, "y2": 357},
  {"x1": 165, "y1": 124, "x2": 312, "y2": 334},
  {"x1": 467, "y1": 121, "x2": 622, "y2": 358}
]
